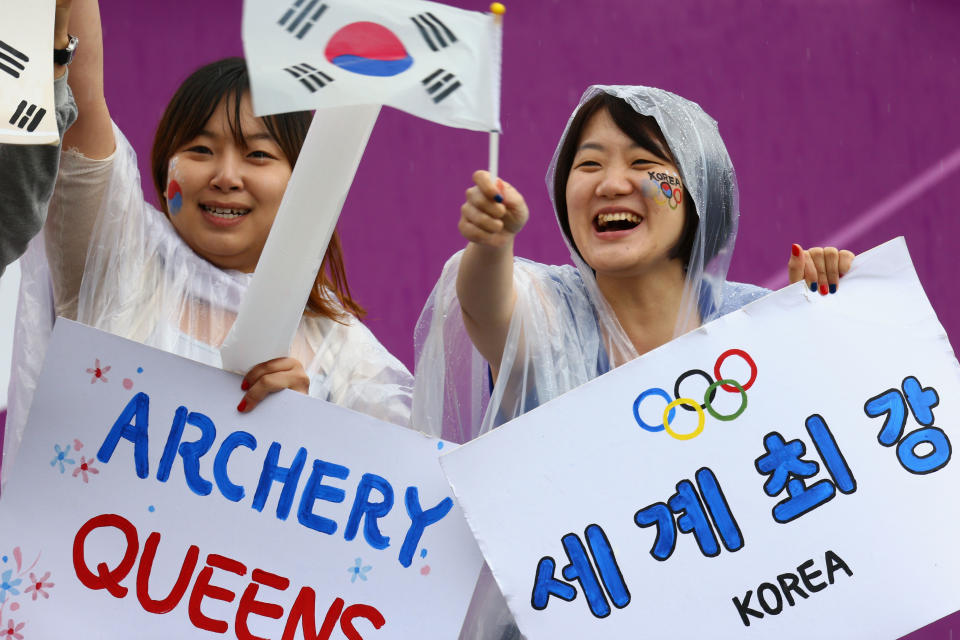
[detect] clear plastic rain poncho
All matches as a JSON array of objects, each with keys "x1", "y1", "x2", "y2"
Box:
[
  {"x1": 5, "y1": 121, "x2": 413, "y2": 485},
  {"x1": 412, "y1": 85, "x2": 769, "y2": 639}
]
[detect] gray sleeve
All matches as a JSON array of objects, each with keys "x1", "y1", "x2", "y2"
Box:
[{"x1": 0, "y1": 72, "x2": 79, "y2": 275}]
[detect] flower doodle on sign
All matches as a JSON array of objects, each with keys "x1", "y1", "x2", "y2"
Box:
[
  {"x1": 49, "y1": 444, "x2": 75, "y2": 474},
  {"x1": 348, "y1": 558, "x2": 372, "y2": 583},
  {"x1": 2, "y1": 619, "x2": 23, "y2": 639},
  {"x1": 85, "y1": 358, "x2": 110, "y2": 384},
  {"x1": 23, "y1": 573, "x2": 52, "y2": 601},
  {"x1": 0, "y1": 571, "x2": 21, "y2": 603},
  {"x1": 0, "y1": 546, "x2": 52, "y2": 636},
  {"x1": 632, "y1": 349, "x2": 757, "y2": 440},
  {"x1": 72, "y1": 456, "x2": 99, "y2": 483}
]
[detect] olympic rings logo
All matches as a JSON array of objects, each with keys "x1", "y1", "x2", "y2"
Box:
[{"x1": 632, "y1": 349, "x2": 758, "y2": 441}]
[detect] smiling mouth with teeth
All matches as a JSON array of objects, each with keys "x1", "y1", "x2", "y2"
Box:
[
  {"x1": 595, "y1": 211, "x2": 642, "y2": 232},
  {"x1": 200, "y1": 204, "x2": 251, "y2": 219}
]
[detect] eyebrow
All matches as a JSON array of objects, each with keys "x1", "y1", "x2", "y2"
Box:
[
  {"x1": 577, "y1": 140, "x2": 663, "y2": 156},
  {"x1": 197, "y1": 129, "x2": 276, "y2": 144},
  {"x1": 244, "y1": 132, "x2": 276, "y2": 143}
]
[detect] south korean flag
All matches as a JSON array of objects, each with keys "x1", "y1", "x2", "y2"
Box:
[
  {"x1": 243, "y1": 0, "x2": 501, "y2": 133},
  {"x1": 0, "y1": 0, "x2": 59, "y2": 144}
]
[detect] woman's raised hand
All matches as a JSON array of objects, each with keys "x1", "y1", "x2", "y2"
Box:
[
  {"x1": 237, "y1": 357, "x2": 310, "y2": 413},
  {"x1": 459, "y1": 170, "x2": 529, "y2": 248},
  {"x1": 788, "y1": 244, "x2": 855, "y2": 295}
]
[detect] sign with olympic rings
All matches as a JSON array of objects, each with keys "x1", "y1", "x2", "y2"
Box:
[
  {"x1": 441, "y1": 239, "x2": 960, "y2": 640},
  {"x1": 632, "y1": 349, "x2": 758, "y2": 440}
]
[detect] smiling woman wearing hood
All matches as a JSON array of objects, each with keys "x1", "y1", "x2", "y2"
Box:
[
  {"x1": 412, "y1": 85, "x2": 789, "y2": 442},
  {"x1": 411, "y1": 84, "x2": 852, "y2": 640}
]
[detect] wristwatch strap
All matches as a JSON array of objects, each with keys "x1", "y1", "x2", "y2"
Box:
[{"x1": 54, "y1": 34, "x2": 78, "y2": 66}]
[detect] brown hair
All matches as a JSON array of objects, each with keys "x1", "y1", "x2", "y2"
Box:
[
  {"x1": 551, "y1": 93, "x2": 698, "y2": 267},
  {"x1": 151, "y1": 57, "x2": 364, "y2": 321}
]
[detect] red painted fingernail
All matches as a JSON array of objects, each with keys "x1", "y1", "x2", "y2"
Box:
[
  {"x1": 839, "y1": 272, "x2": 844, "y2": 278},
  {"x1": 241, "y1": 380, "x2": 250, "y2": 391},
  {"x1": 791, "y1": 244, "x2": 801, "y2": 257},
  {"x1": 237, "y1": 399, "x2": 247, "y2": 412},
  {"x1": 493, "y1": 178, "x2": 505, "y2": 203},
  {"x1": 819, "y1": 284, "x2": 828, "y2": 296}
]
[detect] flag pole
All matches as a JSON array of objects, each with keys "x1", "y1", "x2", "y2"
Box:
[{"x1": 489, "y1": 2, "x2": 505, "y2": 199}]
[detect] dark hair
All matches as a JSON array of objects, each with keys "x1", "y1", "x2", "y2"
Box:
[
  {"x1": 552, "y1": 93, "x2": 698, "y2": 267},
  {"x1": 150, "y1": 57, "x2": 364, "y2": 321}
]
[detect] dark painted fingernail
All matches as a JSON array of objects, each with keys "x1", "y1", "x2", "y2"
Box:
[
  {"x1": 238, "y1": 399, "x2": 247, "y2": 412},
  {"x1": 810, "y1": 282, "x2": 817, "y2": 292},
  {"x1": 791, "y1": 244, "x2": 801, "y2": 257},
  {"x1": 839, "y1": 272, "x2": 844, "y2": 278},
  {"x1": 819, "y1": 284, "x2": 828, "y2": 296},
  {"x1": 241, "y1": 380, "x2": 250, "y2": 391},
  {"x1": 829, "y1": 283, "x2": 837, "y2": 294},
  {"x1": 493, "y1": 194, "x2": 503, "y2": 203}
]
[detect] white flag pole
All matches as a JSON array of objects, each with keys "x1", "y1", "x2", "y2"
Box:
[
  {"x1": 488, "y1": 2, "x2": 505, "y2": 200},
  {"x1": 219, "y1": 104, "x2": 381, "y2": 374}
]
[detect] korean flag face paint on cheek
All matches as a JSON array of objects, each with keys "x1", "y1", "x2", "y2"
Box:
[{"x1": 166, "y1": 157, "x2": 183, "y2": 215}]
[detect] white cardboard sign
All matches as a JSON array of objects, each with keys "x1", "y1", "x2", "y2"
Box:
[
  {"x1": 441, "y1": 238, "x2": 960, "y2": 639},
  {"x1": 0, "y1": 320, "x2": 482, "y2": 639}
]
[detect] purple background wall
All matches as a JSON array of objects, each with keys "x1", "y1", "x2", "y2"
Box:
[{"x1": 98, "y1": 1, "x2": 958, "y2": 635}]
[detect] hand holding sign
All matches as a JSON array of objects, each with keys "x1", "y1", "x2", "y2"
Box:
[{"x1": 788, "y1": 244, "x2": 856, "y2": 295}]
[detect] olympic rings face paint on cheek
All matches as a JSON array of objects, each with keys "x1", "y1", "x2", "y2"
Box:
[{"x1": 632, "y1": 349, "x2": 757, "y2": 440}]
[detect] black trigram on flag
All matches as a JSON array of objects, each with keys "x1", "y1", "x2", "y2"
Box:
[
  {"x1": 422, "y1": 68, "x2": 461, "y2": 104},
  {"x1": 410, "y1": 13, "x2": 458, "y2": 52},
  {"x1": 284, "y1": 63, "x2": 334, "y2": 93},
  {"x1": 9, "y1": 100, "x2": 46, "y2": 132},
  {"x1": 0, "y1": 40, "x2": 29, "y2": 79},
  {"x1": 277, "y1": 0, "x2": 328, "y2": 40}
]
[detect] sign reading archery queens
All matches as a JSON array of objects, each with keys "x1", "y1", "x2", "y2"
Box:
[
  {"x1": 441, "y1": 238, "x2": 960, "y2": 639},
  {"x1": 0, "y1": 320, "x2": 483, "y2": 639}
]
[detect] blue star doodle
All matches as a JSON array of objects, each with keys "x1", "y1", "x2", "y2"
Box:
[
  {"x1": 0, "y1": 569, "x2": 22, "y2": 602},
  {"x1": 50, "y1": 444, "x2": 76, "y2": 473},
  {"x1": 347, "y1": 558, "x2": 372, "y2": 583}
]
